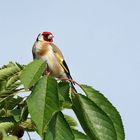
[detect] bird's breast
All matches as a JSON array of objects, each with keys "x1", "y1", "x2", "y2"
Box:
[
  {"x1": 42, "y1": 51, "x2": 65, "y2": 77},
  {"x1": 33, "y1": 42, "x2": 66, "y2": 78},
  {"x1": 37, "y1": 42, "x2": 50, "y2": 56}
]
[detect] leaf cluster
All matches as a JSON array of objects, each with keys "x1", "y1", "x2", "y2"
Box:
[{"x1": 0, "y1": 60, "x2": 125, "y2": 140}]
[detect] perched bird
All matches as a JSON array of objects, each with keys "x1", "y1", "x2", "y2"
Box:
[{"x1": 32, "y1": 31, "x2": 76, "y2": 91}]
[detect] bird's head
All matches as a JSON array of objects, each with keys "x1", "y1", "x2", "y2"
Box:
[{"x1": 36, "y1": 32, "x2": 54, "y2": 42}]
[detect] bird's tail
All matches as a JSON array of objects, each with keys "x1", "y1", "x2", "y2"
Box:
[{"x1": 70, "y1": 82, "x2": 77, "y2": 94}]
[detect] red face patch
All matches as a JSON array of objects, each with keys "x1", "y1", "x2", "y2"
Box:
[
  {"x1": 42, "y1": 32, "x2": 53, "y2": 42},
  {"x1": 43, "y1": 31, "x2": 52, "y2": 35}
]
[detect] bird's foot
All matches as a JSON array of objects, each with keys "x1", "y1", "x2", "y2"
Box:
[
  {"x1": 45, "y1": 70, "x2": 51, "y2": 76},
  {"x1": 58, "y1": 77, "x2": 79, "y2": 86}
]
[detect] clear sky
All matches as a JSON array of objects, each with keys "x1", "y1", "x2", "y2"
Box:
[{"x1": 0, "y1": 0, "x2": 140, "y2": 139}]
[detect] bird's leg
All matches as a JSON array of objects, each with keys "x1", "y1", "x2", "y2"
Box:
[
  {"x1": 58, "y1": 77, "x2": 78, "y2": 94},
  {"x1": 45, "y1": 70, "x2": 51, "y2": 76},
  {"x1": 58, "y1": 77, "x2": 79, "y2": 86},
  {"x1": 44, "y1": 66, "x2": 51, "y2": 76}
]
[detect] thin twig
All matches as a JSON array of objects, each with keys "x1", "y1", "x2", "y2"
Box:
[
  {"x1": 26, "y1": 131, "x2": 32, "y2": 140},
  {"x1": 15, "y1": 88, "x2": 30, "y2": 92}
]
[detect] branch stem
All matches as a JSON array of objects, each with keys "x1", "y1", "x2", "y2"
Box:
[{"x1": 26, "y1": 131, "x2": 32, "y2": 140}]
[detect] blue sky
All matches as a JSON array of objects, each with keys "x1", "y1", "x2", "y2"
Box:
[{"x1": 0, "y1": 0, "x2": 140, "y2": 139}]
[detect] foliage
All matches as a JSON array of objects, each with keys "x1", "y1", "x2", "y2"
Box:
[{"x1": 0, "y1": 60, "x2": 125, "y2": 140}]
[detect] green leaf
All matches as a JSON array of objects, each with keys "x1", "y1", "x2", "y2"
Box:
[
  {"x1": 20, "y1": 59, "x2": 45, "y2": 90},
  {"x1": 3, "y1": 136, "x2": 18, "y2": 140},
  {"x1": 1, "y1": 62, "x2": 16, "y2": 69},
  {"x1": 0, "y1": 81, "x2": 7, "y2": 92},
  {"x1": 15, "y1": 62, "x2": 25, "y2": 70},
  {"x1": 4, "y1": 96, "x2": 23, "y2": 110},
  {"x1": 0, "y1": 75, "x2": 21, "y2": 99},
  {"x1": 45, "y1": 112, "x2": 74, "y2": 140},
  {"x1": 0, "y1": 95, "x2": 14, "y2": 109},
  {"x1": 27, "y1": 76, "x2": 59, "y2": 137},
  {"x1": 20, "y1": 105, "x2": 28, "y2": 122},
  {"x1": 58, "y1": 81, "x2": 72, "y2": 109},
  {"x1": 72, "y1": 94, "x2": 117, "y2": 140},
  {"x1": 0, "y1": 122, "x2": 14, "y2": 133},
  {"x1": 0, "y1": 116, "x2": 15, "y2": 123},
  {"x1": 11, "y1": 109, "x2": 21, "y2": 122},
  {"x1": 6, "y1": 82, "x2": 21, "y2": 91},
  {"x1": 64, "y1": 114, "x2": 78, "y2": 129},
  {"x1": 20, "y1": 119, "x2": 35, "y2": 132},
  {"x1": 80, "y1": 85, "x2": 125, "y2": 140},
  {"x1": 72, "y1": 129, "x2": 91, "y2": 140},
  {"x1": 0, "y1": 65, "x2": 20, "y2": 81},
  {"x1": 6, "y1": 75, "x2": 19, "y2": 88},
  {"x1": 0, "y1": 109, "x2": 6, "y2": 116},
  {"x1": 0, "y1": 83, "x2": 21, "y2": 97}
]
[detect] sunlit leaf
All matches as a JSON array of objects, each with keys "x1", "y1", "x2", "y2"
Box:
[
  {"x1": 20, "y1": 105, "x2": 28, "y2": 122},
  {"x1": 0, "y1": 65, "x2": 20, "y2": 81},
  {"x1": 45, "y1": 112, "x2": 74, "y2": 140},
  {"x1": 7, "y1": 82, "x2": 21, "y2": 91},
  {"x1": 0, "y1": 81, "x2": 6, "y2": 92},
  {"x1": 72, "y1": 129, "x2": 91, "y2": 140},
  {"x1": 64, "y1": 114, "x2": 78, "y2": 129},
  {"x1": 4, "y1": 96, "x2": 23, "y2": 110},
  {"x1": 0, "y1": 122, "x2": 14, "y2": 133},
  {"x1": 58, "y1": 81, "x2": 72, "y2": 109},
  {"x1": 0, "y1": 95, "x2": 14, "y2": 109},
  {"x1": 1, "y1": 62, "x2": 16, "y2": 69},
  {"x1": 72, "y1": 94, "x2": 117, "y2": 140},
  {"x1": 20, "y1": 59, "x2": 45, "y2": 90},
  {"x1": 0, "y1": 75, "x2": 21, "y2": 99},
  {"x1": 80, "y1": 84, "x2": 125, "y2": 140},
  {"x1": 3, "y1": 136, "x2": 18, "y2": 140},
  {"x1": 27, "y1": 76, "x2": 59, "y2": 137},
  {"x1": 20, "y1": 119, "x2": 35, "y2": 132},
  {"x1": 6, "y1": 75, "x2": 19, "y2": 88}
]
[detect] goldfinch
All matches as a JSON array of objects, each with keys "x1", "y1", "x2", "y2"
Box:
[{"x1": 32, "y1": 32, "x2": 76, "y2": 91}]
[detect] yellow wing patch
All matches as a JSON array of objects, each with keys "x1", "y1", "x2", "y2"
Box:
[{"x1": 55, "y1": 53, "x2": 69, "y2": 73}]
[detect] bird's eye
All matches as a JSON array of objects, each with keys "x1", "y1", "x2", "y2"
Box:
[{"x1": 42, "y1": 33, "x2": 53, "y2": 42}]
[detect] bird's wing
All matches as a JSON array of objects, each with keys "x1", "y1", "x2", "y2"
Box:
[
  {"x1": 51, "y1": 43, "x2": 76, "y2": 91},
  {"x1": 51, "y1": 43, "x2": 72, "y2": 78}
]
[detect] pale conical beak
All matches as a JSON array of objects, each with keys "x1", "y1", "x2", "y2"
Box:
[{"x1": 48, "y1": 34, "x2": 54, "y2": 39}]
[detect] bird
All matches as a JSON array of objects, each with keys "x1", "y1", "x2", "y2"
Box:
[{"x1": 32, "y1": 31, "x2": 76, "y2": 92}]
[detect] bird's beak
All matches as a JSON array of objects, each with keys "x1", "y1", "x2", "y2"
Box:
[{"x1": 48, "y1": 34, "x2": 54, "y2": 39}]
